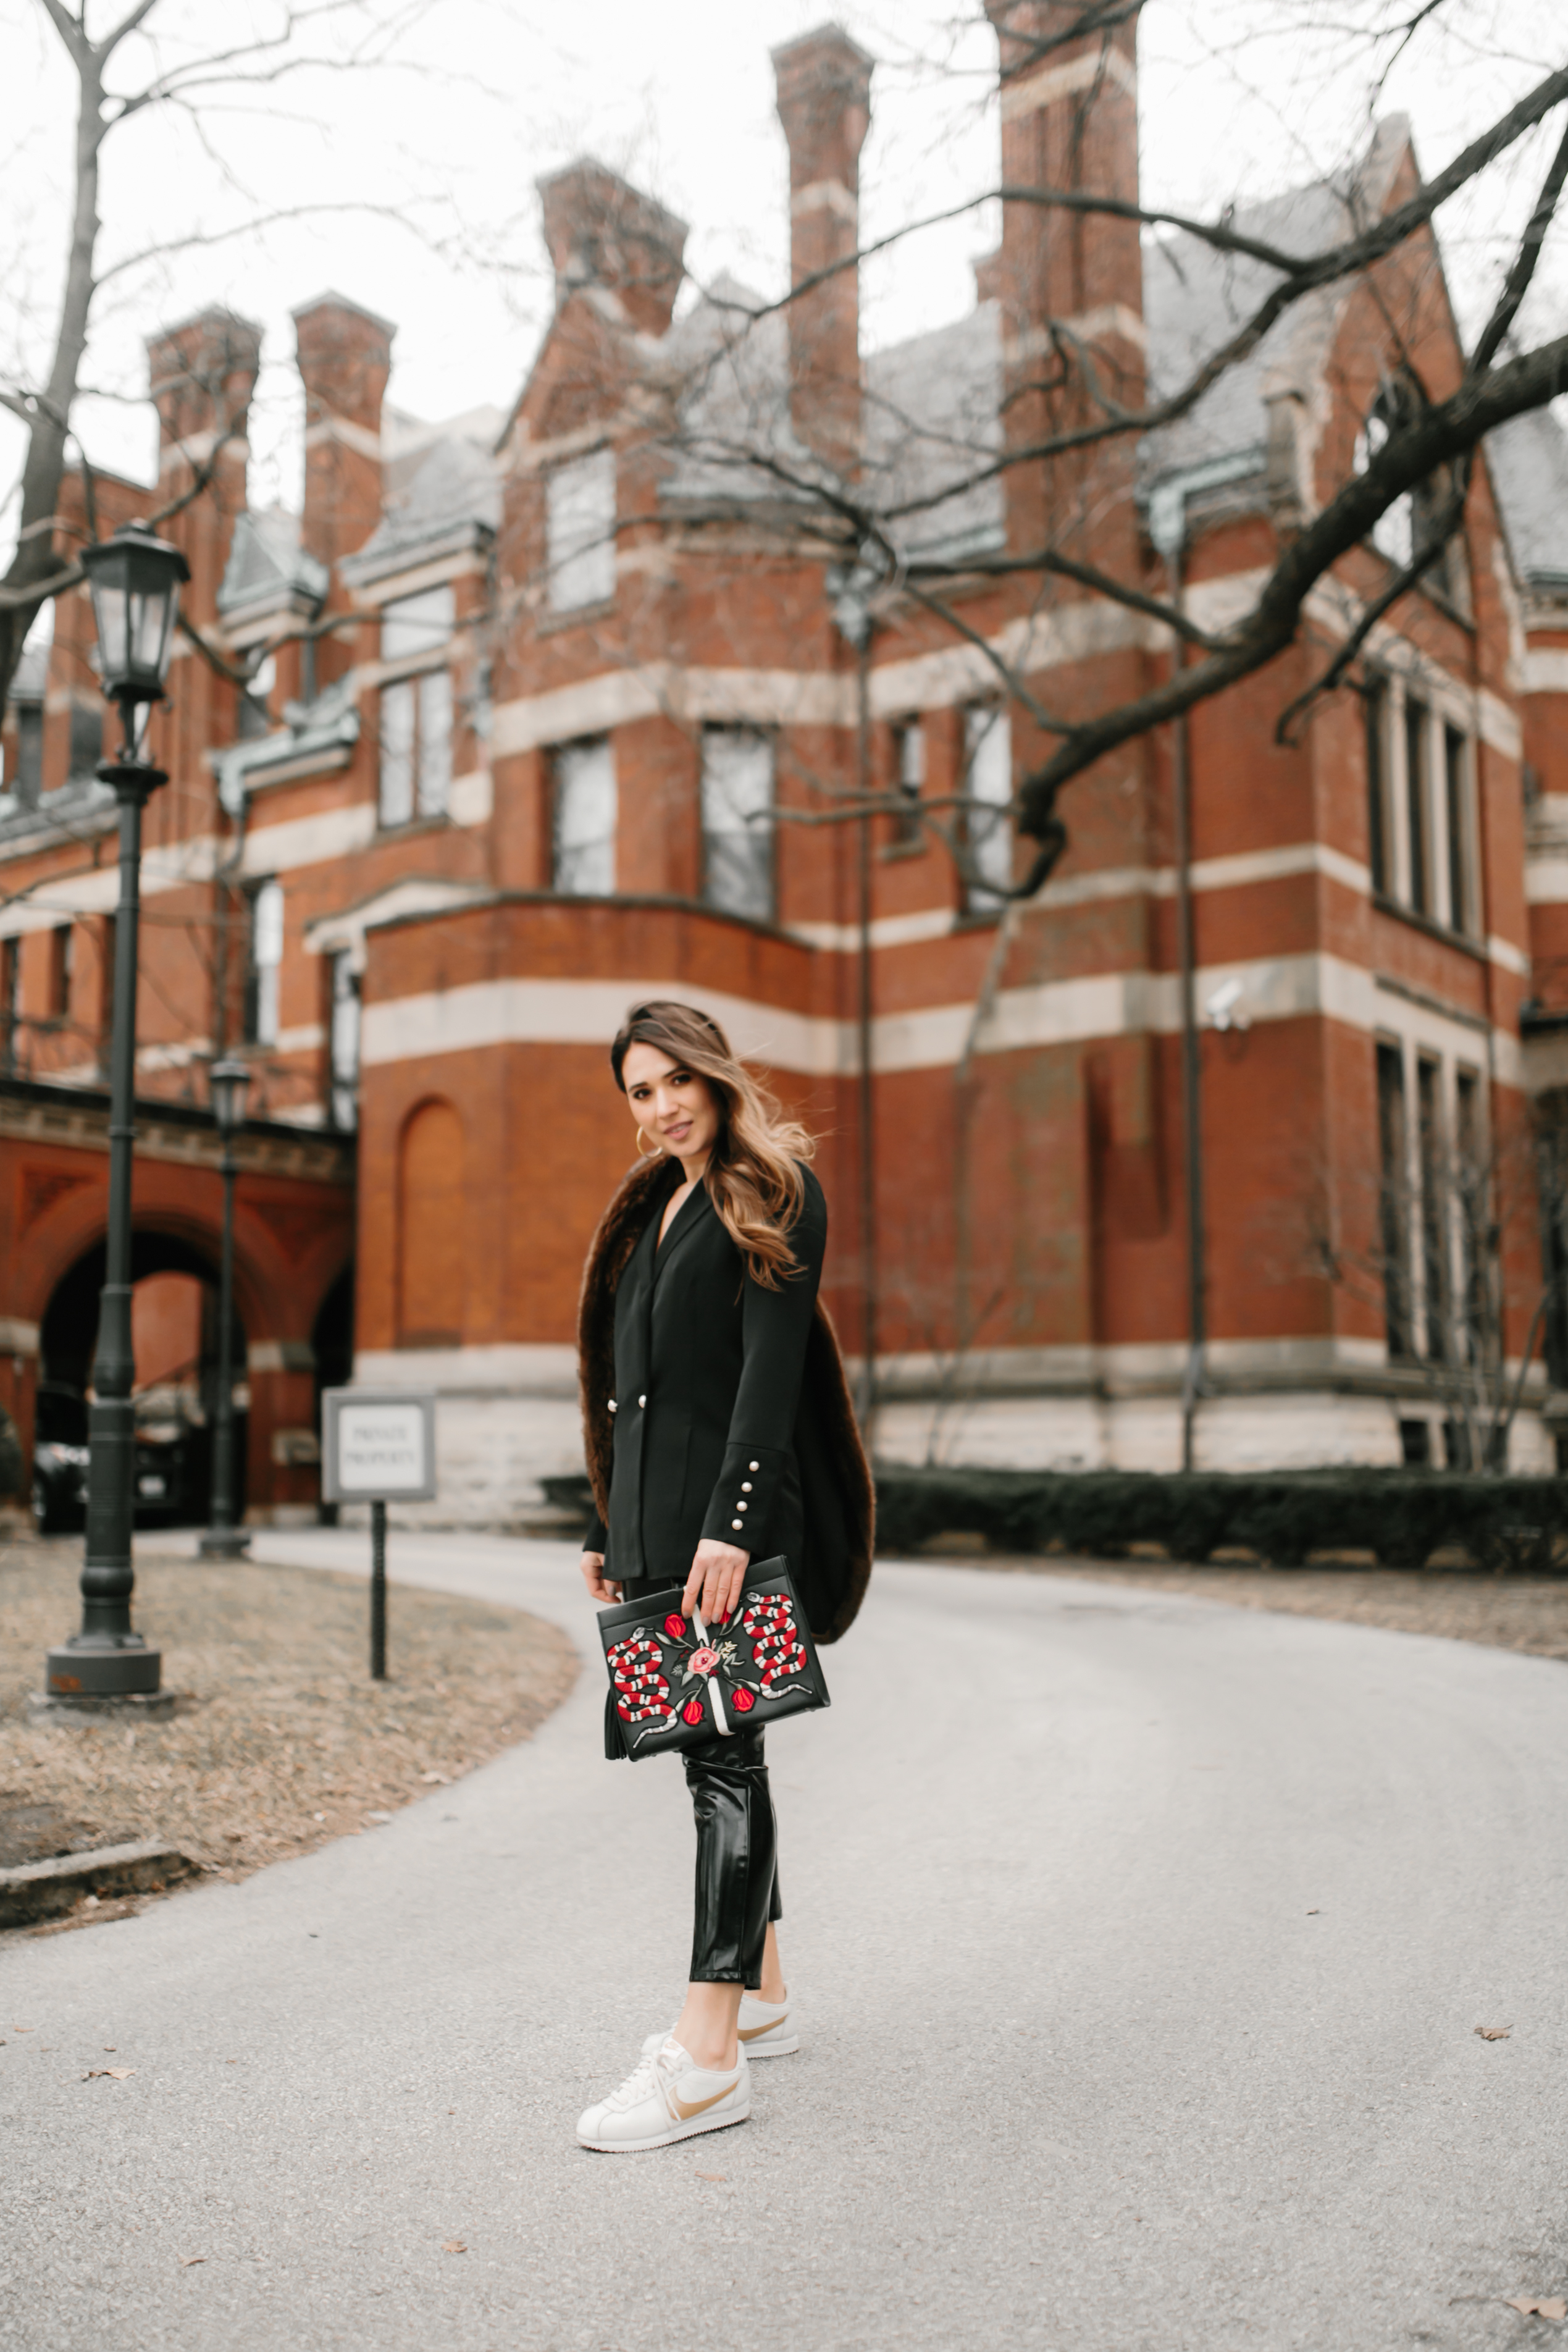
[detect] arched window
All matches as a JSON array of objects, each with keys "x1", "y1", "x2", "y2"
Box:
[{"x1": 397, "y1": 1098, "x2": 466, "y2": 1347}]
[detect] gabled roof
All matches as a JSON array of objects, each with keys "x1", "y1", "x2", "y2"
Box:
[
  {"x1": 1139, "y1": 116, "x2": 1412, "y2": 492},
  {"x1": 217, "y1": 508, "x2": 329, "y2": 622}
]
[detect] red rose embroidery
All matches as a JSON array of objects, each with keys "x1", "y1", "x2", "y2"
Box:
[
  {"x1": 731, "y1": 1686, "x2": 755, "y2": 1712},
  {"x1": 682, "y1": 1697, "x2": 705, "y2": 1726},
  {"x1": 664, "y1": 1613, "x2": 686, "y2": 1640}
]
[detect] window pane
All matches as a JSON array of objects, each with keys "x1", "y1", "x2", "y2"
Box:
[
  {"x1": 68, "y1": 700, "x2": 103, "y2": 783},
  {"x1": 382, "y1": 586, "x2": 455, "y2": 664},
  {"x1": 892, "y1": 718, "x2": 924, "y2": 847},
  {"x1": 17, "y1": 706, "x2": 43, "y2": 804},
  {"x1": 256, "y1": 883, "x2": 284, "y2": 960},
  {"x1": 248, "y1": 880, "x2": 284, "y2": 1048},
  {"x1": 553, "y1": 737, "x2": 616, "y2": 895},
  {"x1": 379, "y1": 681, "x2": 415, "y2": 827},
  {"x1": 1377, "y1": 1041, "x2": 1411, "y2": 1358},
  {"x1": 417, "y1": 669, "x2": 452, "y2": 818},
  {"x1": 964, "y1": 704, "x2": 1013, "y2": 906},
  {"x1": 1444, "y1": 724, "x2": 1468, "y2": 936},
  {"x1": 1364, "y1": 678, "x2": 1387, "y2": 895},
  {"x1": 702, "y1": 729, "x2": 774, "y2": 920},
  {"x1": 1455, "y1": 1068, "x2": 1483, "y2": 1361},
  {"x1": 1404, "y1": 698, "x2": 1427, "y2": 916},
  {"x1": 547, "y1": 450, "x2": 616, "y2": 611},
  {"x1": 330, "y1": 949, "x2": 360, "y2": 1131},
  {"x1": 1417, "y1": 1057, "x2": 1446, "y2": 1362}
]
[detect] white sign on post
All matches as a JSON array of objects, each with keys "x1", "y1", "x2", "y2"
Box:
[{"x1": 321, "y1": 1389, "x2": 437, "y2": 1503}]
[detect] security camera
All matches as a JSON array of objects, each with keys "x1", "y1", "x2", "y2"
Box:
[{"x1": 1205, "y1": 975, "x2": 1247, "y2": 1032}]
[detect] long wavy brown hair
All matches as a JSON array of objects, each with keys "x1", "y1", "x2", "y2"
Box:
[{"x1": 610, "y1": 999, "x2": 815, "y2": 1287}]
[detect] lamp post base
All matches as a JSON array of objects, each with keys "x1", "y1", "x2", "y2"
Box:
[
  {"x1": 44, "y1": 1633, "x2": 162, "y2": 1699},
  {"x1": 28, "y1": 1687, "x2": 177, "y2": 1722},
  {"x1": 198, "y1": 1529, "x2": 252, "y2": 1560}
]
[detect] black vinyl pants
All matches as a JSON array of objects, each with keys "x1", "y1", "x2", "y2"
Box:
[{"x1": 684, "y1": 1727, "x2": 782, "y2": 1988}]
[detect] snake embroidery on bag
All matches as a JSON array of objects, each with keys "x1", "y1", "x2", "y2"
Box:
[
  {"x1": 606, "y1": 1632, "x2": 674, "y2": 1744},
  {"x1": 740, "y1": 1592, "x2": 808, "y2": 1694}
]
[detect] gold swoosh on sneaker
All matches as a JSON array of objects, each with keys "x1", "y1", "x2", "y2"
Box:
[
  {"x1": 738, "y1": 2012, "x2": 787, "y2": 2043},
  {"x1": 671, "y1": 2081, "x2": 739, "y2": 2122}
]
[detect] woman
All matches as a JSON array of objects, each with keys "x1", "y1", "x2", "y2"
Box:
[{"x1": 574, "y1": 999, "x2": 873, "y2": 2153}]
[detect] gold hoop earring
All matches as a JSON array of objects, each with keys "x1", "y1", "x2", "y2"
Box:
[{"x1": 636, "y1": 1126, "x2": 663, "y2": 1157}]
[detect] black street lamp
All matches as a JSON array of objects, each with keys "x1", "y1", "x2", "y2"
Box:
[
  {"x1": 199, "y1": 1057, "x2": 251, "y2": 1561},
  {"x1": 44, "y1": 524, "x2": 189, "y2": 1705}
]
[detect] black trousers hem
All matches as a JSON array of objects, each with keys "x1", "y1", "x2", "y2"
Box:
[{"x1": 684, "y1": 1728, "x2": 778, "y2": 1988}]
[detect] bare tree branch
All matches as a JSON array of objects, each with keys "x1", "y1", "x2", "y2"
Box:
[{"x1": 1007, "y1": 331, "x2": 1568, "y2": 859}]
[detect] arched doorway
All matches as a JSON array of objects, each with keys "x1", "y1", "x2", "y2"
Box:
[{"x1": 35, "y1": 1233, "x2": 248, "y2": 1530}]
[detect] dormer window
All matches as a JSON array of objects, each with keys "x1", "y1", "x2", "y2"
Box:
[
  {"x1": 547, "y1": 448, "x2": 615, "y2": 612},
  {"x1": 379, "y1": 584, "x2": 455, "y2": 828}
]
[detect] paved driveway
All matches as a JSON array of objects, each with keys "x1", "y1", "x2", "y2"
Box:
[{"x1": 4, "y1": 1532, "x2": 1565, "y2": 2350}]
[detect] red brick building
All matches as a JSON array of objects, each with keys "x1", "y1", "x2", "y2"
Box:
[{"x1": 3, "y1": 9, "x2": 1567, "y2": 1523}]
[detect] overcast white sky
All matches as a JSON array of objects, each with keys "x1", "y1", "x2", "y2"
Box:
[{"x1": 1, "y1": 0, "x2": 1561, "y2": 537}]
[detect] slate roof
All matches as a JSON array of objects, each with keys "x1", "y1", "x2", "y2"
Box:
[
  {"x1": 864, "y1": 304, "x2": 1005, "y2": 565},
  {"x1": 656, "y1": 274, "x2": 1005, "y2": 563},
  {"x1": 1488, "y1": 407, "x2": 1568, "y2": 592},
  {"x1": 342, "y1": 413, "x2": 503, "y2": 586},
  {"x1": 217, "y1": 507, "x2": 329, "y2": 620}
]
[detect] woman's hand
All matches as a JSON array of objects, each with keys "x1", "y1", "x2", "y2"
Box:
[
  {"x1": 682, "y1": 1539, "x2": 750, "y2": 1627},
  {"x1": 579, "y1": 1552, "x2": 621, "y2": 1605}
]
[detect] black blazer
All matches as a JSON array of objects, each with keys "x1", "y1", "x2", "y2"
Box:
[{"x1": 585, "y1": 1160, "x2": 828, "y2": 1589}]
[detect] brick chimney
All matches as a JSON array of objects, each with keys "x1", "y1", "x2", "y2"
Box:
[
  {"x1": 537, "y1": 160, "x2": 689, "y2": 336},
  {"x1": 983, "y1": 1, "x2": 1144, "y2": 560},
  {"x1": 772, "y1": 24, "x2": 874, "y2": 480},
  {"x1": 292, "y1": 292, "x2": 394, "y2": 575},
  {"x1": 145, "y1": 309, "x2": 261, "y2": 771},
  {"x1": 146, "y1": 308, "x2": 261, "y2": 588}
]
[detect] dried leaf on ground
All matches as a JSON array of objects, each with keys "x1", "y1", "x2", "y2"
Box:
[
  {"x1": 695, "y1": 2172, "x2": 726, "y2": 2182},
  {"x1": 442, "y1": 2240, "x2": 467, "y2": 2254},
  {"x1": 179, "y1": 2256, "x2": 206, "y2": 2268},
  {"x1": 1505, "y1": 2297, "x2": 1566, "y2": 2320},
  {"x1": 83, "y1": 2067, "x2": 134, "y2": 2080},
  {"x1": 1475, "y1": 2025, "x2": 1513, "y2": 2041}
]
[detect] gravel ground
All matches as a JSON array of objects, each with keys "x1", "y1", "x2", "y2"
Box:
[
  {"x1": 965, "y1": 1555, "x2": 1568, "y2": 1661},
  {"x1": 0, "y1": 1538, "x2": 577, "y2": 1917}
]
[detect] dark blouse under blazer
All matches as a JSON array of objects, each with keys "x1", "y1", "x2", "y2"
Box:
[{"x1": 585, "y1": 1159, "x2": 828, "y2": 1589}]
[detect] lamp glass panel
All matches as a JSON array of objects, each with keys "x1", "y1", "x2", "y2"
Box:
[
  {"x1": 92, "y1": 581, "x2": 129, "y2": 682},
  {"x1": 130, "y1": 588, "x2": 170, "y2": 679},
  {"x1": 211, "y1": 1065, "x2": 250, "y2": 1130}
]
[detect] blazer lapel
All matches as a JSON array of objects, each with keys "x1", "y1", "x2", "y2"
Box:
[{"x1": 652, "y1": 1174, "x2": 714, "y2": 1283}]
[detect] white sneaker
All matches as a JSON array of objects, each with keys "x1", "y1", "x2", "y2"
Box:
[
  {"x1": 577, "y1": 2036, "x2": 750, "y2": 2153},
  {"x1": 641, "y1": 1990, "x2": 799, "y2": 2064},
  {"x1": 737, "y1": 1993, "x2": 799, "y2": 2059}
]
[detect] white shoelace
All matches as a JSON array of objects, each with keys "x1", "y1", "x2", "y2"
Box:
[{"x1": 603, "y1": 2038, "x2": 691, "y2": 2114}]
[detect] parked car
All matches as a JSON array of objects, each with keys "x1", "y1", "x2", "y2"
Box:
[
  {"x1": 31, "y1": 1381, "x2": 209, "y2": 1534},
  {"x1": 31, "y1": 1382, "x2": 90, "y2": 1534}
]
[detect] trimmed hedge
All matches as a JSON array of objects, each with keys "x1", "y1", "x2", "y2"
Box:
[{"x1": 873, "y1": 1462, "x2": 1568, "y2": 1573}]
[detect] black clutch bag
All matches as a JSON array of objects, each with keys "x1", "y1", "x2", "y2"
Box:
[{"x1": 598, "y1": 1556, "x2": 831, "y2": 1760}]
